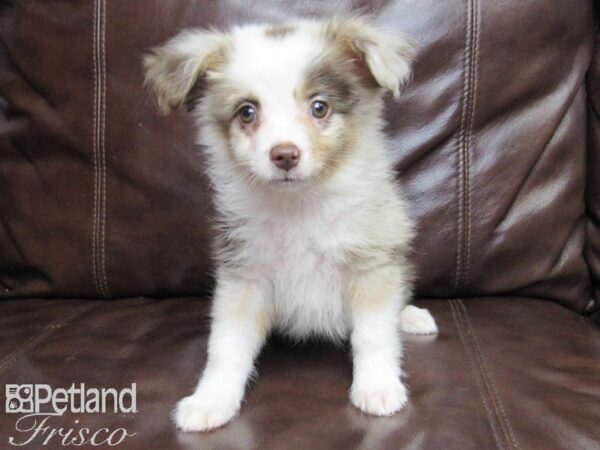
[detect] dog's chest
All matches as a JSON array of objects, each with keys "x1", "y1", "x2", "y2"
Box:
[{"x1": 246, "y1": 212, "x2": 356, "y2": 339}]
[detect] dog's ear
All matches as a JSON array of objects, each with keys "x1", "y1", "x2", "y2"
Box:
[
  {"x1": 143, "y1": 30, "x2": 229, "y2": 114},
  {"x1": 326, "y1": 17, "x2": 416, "y2": 98}
]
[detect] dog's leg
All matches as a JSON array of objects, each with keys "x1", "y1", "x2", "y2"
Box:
[
  {"x1": 399, "y1": 304, "x2": 438, "y2": 335},
  {"x1": 348, "y1": 264, "x2": 408, "y2": 416},
  {"x1": 174, "y1": 275, "x2": 272, "y2": 432}
]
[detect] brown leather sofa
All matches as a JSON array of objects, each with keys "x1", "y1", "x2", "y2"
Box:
[{"x1": 1, "y1": 1, "x2": 599, "y2": 449}]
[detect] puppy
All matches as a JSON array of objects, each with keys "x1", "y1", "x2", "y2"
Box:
[{"x1": 144, "y1": 17, "x2": 437, "y2": 432}]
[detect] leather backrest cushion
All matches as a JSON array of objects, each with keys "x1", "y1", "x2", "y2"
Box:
[{"x1": 0, "y1": 0, "x2": 595, "y2": 310}]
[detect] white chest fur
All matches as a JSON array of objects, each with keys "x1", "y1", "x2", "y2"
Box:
[{"x1": 240, "y1": 203, "x2": 356, "y2": 341}]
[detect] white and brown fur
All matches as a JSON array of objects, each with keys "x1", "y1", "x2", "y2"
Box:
[{"x1": 144, "y1": 17, "x2": 437, "y2": 432}]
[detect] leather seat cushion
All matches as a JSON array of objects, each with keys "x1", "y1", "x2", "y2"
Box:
[{"x1": 1, "y1": 298, "x2": 598, "y2": 449}]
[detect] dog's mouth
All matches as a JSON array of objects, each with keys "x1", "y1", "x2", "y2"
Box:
[
  {"x1": 245, "y1": 167, "x2": 312, "y2": 188},
  {"x1": 269, "y1": 176, "x2": 308, "y2": 187}
]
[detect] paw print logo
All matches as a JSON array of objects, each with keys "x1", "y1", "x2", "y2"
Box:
[{"x1": 5, "y1": 385, "x2": 34, "y2": 413}]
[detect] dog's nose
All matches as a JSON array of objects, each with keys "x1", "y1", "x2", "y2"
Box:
[{"x1": 270, "y1": 144, "x2": 300, "y2": 171}]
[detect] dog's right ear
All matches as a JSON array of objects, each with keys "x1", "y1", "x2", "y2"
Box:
[{"x1": 143, "y1": 30, "x2": 229, "y2": 114}]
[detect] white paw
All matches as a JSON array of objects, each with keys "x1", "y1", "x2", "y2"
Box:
[
  {"x1": 350, "y1": 377, "x2": 408, "y2": 416},
  {"x1": 400, "y1": 305, "x2": 438, "y2": 335},
  {"x1": 174, "y1": 392, "x2": 240, "y2": 432}
]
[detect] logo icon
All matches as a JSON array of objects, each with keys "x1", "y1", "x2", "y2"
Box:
[{"x1": 5, "y1": 384, "x2": 34, "y2": 413}]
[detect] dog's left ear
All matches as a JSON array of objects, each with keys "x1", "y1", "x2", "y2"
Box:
[{"x1": 326, "y1": 17, "x2": 416, "y2": 98}]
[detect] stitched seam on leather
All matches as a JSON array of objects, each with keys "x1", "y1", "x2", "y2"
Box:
[
  {"x1": 92, "y1": 0, "x2": 101, "y2": 297},
  {"x1": 0, "y1": 303, "x2": 98, "y2": 375},
  {"x1": 449, "y1": 300, "x2": 505, "y2": 450},
  {"x1": 99, "y1": 0, "x2": 110, "y2": 297},
  {"x1": 458, "y1": 300, "x2": 520, "y2": 450},
  {"x1": 463, "y1": 0, "x2": 479, "y2": 290},
  {"x1": 92, "y1": 0, "x2": 110, "y2": 298},
  {"x1": 455, "y1": 0, "x2": 478, "y2": 293},
  {"x1": 454, "y1": 0, "x2": 471, "y2": 293}
]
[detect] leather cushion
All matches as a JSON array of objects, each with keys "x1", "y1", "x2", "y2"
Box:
[{"x1": 0, "y1": 297, "x2": 598, "y2": 448}]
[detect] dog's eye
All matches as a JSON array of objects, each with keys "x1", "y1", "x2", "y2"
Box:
[
  {"x1": 237, "y1": 103, "x2": 257, "y2": 124},
  {"x1": 310, "y1": 100, "x2": 329, "y2": 119}
]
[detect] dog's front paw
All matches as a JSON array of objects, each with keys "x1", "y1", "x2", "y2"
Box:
[
  {"x1": 350, "y1": 377, "x2": 408, "y2": 416},
  {"x1": 400, "y1": 305, "x2": 438, "y2": 335},
  {"x1": 174, "y1": 393, "x2": 240, "y2": 432}
]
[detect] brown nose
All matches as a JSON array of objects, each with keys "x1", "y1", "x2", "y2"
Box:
[{"x1": 270, "y1": 144, "x2": 300, "y2": 171}]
